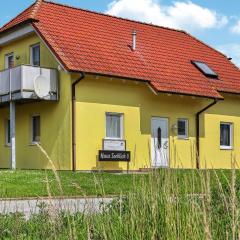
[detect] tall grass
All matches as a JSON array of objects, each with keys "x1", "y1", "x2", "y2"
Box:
[
  {"x1": 88, "y1": 169, "x2": 240, "y2": 240},
  {"x1": 0, "y1": 144, "x2": 238, "y2": 239},
  {"x1": 0, "y1": 168, "x2": 239, "y2": 239}
]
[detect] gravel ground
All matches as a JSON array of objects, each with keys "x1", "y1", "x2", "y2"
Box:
[{"x1": 0, "y1": 197, "x2": 114, "y2": 219}]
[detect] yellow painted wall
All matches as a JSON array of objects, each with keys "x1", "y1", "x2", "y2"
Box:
[
  {"x1": 0, "y1": 33, "x2": 57, "y2": 69},
  {"x1": 200, "y1": 95, "x2": 240, "y2": 169},
  {"x1": 0, "y1": 33, "x2": 73, "y2": 170},
  {"x1": 75, "y1": 75, "x2": 211, "y2": 171},
  {"x1": 0, "y1": 107, "x2": 10, "y2": 168},
  {"x1": 0, "y1": 32, "x2": 240, "y2": 170}
]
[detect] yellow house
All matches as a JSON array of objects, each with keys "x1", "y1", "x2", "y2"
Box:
[{"x1": 0, "y1": 0, "x2": 240, "y2": 171}]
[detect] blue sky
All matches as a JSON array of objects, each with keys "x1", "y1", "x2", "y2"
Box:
[{"x1": 1, "y1": 0, "x2": 240, "y2": 65}]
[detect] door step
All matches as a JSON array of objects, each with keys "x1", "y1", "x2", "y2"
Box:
[
  {"x1": 139, "y1": 168, "x2": 158, "y2": 172},
  {"x1": 139, "y1": 167, "x2": 169, "y2": 172}
]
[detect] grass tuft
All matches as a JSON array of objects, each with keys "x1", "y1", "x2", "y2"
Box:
[{"x1": 0, "y1": 169, "x2": 240, "y2": 239}]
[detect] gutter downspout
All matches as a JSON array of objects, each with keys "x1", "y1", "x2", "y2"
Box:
[
  {"x1": 72, "y1": 72, "x2": 85, "y2": 171},
  {"x1": 196, "y1": 99, "x2": 218, "y2": 169}
]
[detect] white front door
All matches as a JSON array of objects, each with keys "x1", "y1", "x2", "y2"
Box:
[{"x1": 151, "y1": 117, "x2": 169, "y2": 167}]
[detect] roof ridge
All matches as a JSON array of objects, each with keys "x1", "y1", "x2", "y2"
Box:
[
  {"x1": 184, "y1": 31, "x2": 229, "y2": 60},
  {"x1": 184, "y1": 31, "x2": 240, "y2": 72},
  {"x1": 30, "y1": 0, "x2": 44, "y2": 19},
  {"x1": 44, "y1": 0, "x2": 186, "y2": 34}
]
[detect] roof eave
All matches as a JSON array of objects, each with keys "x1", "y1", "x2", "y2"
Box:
[
  {"x1": 157, "y1": 89, "x2": 224, "y2": 100},
  {"x1": 68, "y1": 70, "x2": 224, "y2": 100},
  {"x1": 0, "y1": 19, "x2": 38, "y2": 36}
]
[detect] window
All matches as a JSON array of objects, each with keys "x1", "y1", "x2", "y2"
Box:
[
  {"x1": 106, "y1": 113, "x2": 123, "y2": 139},
  {"x1": 5, "y1": 53, "x2": 14, "y2": 69},
  {"x1": 178, "y1": 119, "x2": 188, "y2": 139},
  {"x1": 5, "y1": 119, "x2": 11, "y2": 146},
  {"x1": 30, "y1": 44, "x2": 40, "y2": 66},
  {"x1": 192, "y1": 61, "x2": 218, "y2": 78},
  {"x1": 220, "y1": 123, "x2": 233, "y2": 149},
  {"x1": 31, "y1": 116, "x2": 41, "y2": 143}
]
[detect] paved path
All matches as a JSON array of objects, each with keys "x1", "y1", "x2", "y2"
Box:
[{"x1": 0, "y1": 197, "x2": 114, "y2": 219}]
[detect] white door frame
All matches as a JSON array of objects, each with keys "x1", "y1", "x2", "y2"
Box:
[{"x1": 151, "y1": 117, "x2": 169, "y2": 168}]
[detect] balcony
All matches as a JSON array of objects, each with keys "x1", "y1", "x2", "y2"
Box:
[{"x1": 0, "y1": 65, "x2": 58, "y2": 104}]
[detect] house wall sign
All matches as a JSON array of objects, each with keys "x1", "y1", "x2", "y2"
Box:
[
  {"x1": 103, "y1": 139, "x2": 126, "y2": 151},
  {"x1": 99, "y1": 150, "x2": 131, "y2": 162}
]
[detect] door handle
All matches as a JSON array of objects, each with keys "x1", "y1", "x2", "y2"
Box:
[{"x1": 157, "y1": 127, "x2": 161, "y2": 149}]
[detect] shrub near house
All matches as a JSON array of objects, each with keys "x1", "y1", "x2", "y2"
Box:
[{"x1": 0, "y1": 0, "x2": 240, "y2": 171}]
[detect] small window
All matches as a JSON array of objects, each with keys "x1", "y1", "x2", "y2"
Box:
[
  {"x1": 30, "y1": 44, "x2": 40, "y2": 66},
  {"x1": 5, "y1": 119, "x2": 11, "y2": 146},
  {"x1": 220, "y1": 123, "x2": 233, "y2": 149},
  {"x1": 5, "y1": 53, "x2": 14, "y2": 69},
  {"x1": 178, "y1": 119, "x2": 188, "y2": 139},
  {"x1": 32, "y1": 116, "x2": 41, "y2": 143},
  {"x1": 192, "y1": 61, "x2": 218, "y2": 78},
  {"x1": 106, "y1": 113, "x2": 123, "y2": 139}
]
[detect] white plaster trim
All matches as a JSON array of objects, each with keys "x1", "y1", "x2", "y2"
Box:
[
  {"x1": 0, "y1": 25, "x2": 34, "y2": 46},
  {"x1": 147, "y1": 83, "x2": 158, "y2": 95}
]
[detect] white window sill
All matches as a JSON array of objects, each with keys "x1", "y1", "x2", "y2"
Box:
[
  {"x1": 220, "y1": 146, "x2": 233, "y2": 150},
  {"x1": 5, "y1": 144, "x2": 11, "y2": 148},
  {"x1": 29, "y1": 142, "x2": 41, "y2": 146},
  {"x1": 178, "y1": 136, "x2": 189, "y2": 140},
  {"x1": 104, "y1": 138, "x2": 124, "y2": 140}
]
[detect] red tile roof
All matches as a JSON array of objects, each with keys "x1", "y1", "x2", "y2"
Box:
[{"x1": 1, "y1": 0, "x2": 240, "y2": 99}]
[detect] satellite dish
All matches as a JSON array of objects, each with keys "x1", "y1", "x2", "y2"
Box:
[{"x1": 34, "y1": 75, "x2": 50, "y2": 98}]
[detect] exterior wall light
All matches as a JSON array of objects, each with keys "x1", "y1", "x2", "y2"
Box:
[
  {"x1": 58, "y1": 65, "x2": 62, "y2": 71},
  {"x1": 171, "y1": 123, "x2": 178, "y2": 132}
]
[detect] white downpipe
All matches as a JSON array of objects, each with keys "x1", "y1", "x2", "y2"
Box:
[{"x1": 10, "y1": 101, "x2": 16, "y2": 170}]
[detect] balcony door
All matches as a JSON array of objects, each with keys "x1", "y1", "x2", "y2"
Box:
[{"x1": 5, "y1": 53, "x2": 14, "y2": 69}]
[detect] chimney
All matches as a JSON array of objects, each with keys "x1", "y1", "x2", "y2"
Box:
[{"x1": 132, "y1": 30, "x2": 137, "y2": 51}]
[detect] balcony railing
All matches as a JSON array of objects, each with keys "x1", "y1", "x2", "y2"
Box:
[{"x1": 0, "y1": 65, "x2": 58, "y2": 103}]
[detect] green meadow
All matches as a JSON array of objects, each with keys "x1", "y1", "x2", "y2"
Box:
[{"x1": 0, "y1": 169, "x2": 239, "y2": 239}]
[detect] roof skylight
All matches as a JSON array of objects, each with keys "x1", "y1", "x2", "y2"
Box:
[{"x1": 192, "y1": 61, "x2": 218, "y2": 78}]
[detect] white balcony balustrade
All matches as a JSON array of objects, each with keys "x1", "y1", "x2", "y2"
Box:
[{"x1": 0, "y1": 65, "x2": 58, "y2": 103}]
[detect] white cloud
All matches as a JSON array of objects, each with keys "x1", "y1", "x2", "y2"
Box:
[
  {"x1": 217, "y1": 43, "x2": 240, "y2": 67},
  {"x1": 231, "y1": 20, "x2": 240, "y2": 34},
  {"x1": 106, "y1": 0, "x2": 228, "y2": 32}
]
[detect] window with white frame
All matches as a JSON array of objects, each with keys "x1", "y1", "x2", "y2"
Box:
[
  {"x1": 177, "y1": 119, "x2": 188, "y2": 139},
  {"x1": 106, "y1": 113, "x2": 123, "y2": 139},
  {"x1": 5, "y1": 53, "x2": 14, "y2": 69},
  {"x1": 30, "y1": 44, "x2": 40, "y2": 66},
  {"x1": 220, "y1": 122, "x2": 233, "y2": 149},
  {"x1": 5, "y1": 119, "x2": 11, "y2": 146},
  {"x1": 31, "y1": 116, "x2": 41, "y2": 143}
]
